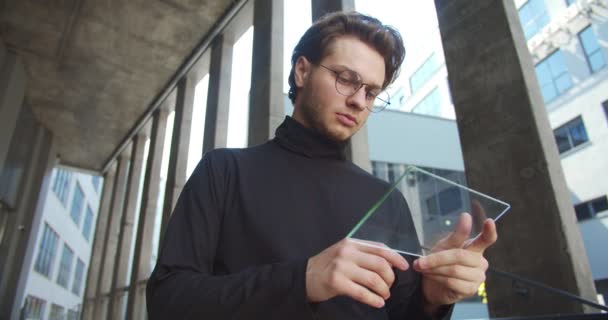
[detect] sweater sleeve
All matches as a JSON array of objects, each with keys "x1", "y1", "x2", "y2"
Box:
[{"x1": 146, "y1": 151, "x2": 315, "y2": 320}]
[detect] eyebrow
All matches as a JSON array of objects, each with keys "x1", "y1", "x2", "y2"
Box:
[{"x1": 334, "y1": 64, "x2": 383, "y2": 90}]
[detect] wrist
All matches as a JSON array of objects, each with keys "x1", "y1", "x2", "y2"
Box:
[{"x1": 421, "y1": 289, "x2": 447, "y2": 318}]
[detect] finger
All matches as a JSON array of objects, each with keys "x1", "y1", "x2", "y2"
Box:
[
  {"x1": 418, "y1": 264, "x2": 487, "y2": 283},
  {"x1": 423, "y1": 274, "x2": 481, "y2": 298},
  {"x1": 433, "y1": 213, "x2": 472, "y2": 251},
  {"x1": 414, "y1": 249, "x2": 482, "y2": 270},
  {"x1": 334, "y1": 274, "x2": 386, "y2": 308},
  {"x1": 466, "y1": 219, "x2": 497, "y2": 253},
  {"x1": 345, "y1": 264, "x2": 392, "y2": 300},
  {"x1": 352, "y1": 240, "x2": 409, "y2": 271},
  {"x1": 352, "y1": 251, "x2": 395, "y2": 287},
  {"x1": 470, "y1": 199, "x2": 487, "y2": 232}
]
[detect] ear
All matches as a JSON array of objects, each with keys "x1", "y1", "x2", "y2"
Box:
[{"x1": 294, "y1": 56, "x2": 311, "y2": 88}]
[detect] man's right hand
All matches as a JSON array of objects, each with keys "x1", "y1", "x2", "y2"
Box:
[{"x1": 305, "y1": 238, "x2": 409, "y2": 308}]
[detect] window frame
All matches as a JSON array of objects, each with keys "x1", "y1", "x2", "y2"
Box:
[
  {"x1": 34, "y1": 223, "x2": 60, "y2": 278},
  {"x1": 23, "y1": 295, "x2": 46, "y2": 319},
  {"x1": 69, "y1": 182, "x2": 85, "y2": 226},
  {"x1": 52, "y1": 169, "x2": 72, "y2": 206},
  {"x1": 553, "y1": 116, "x2": 589, "y2": 154},
  {"x1": 574, "y1": 195, "x2": 608, "y2": 221},
  {"x1": 409, "y1": 53, "x2": 441, "y2": 94},
  {"x1": 578, "y1": 25, "x2": 606, "y2": 74},
  {"x1": 535, "y1": 49, "x2": 573, "y2": 103},
  {"x1": 82, "y1": 205, "x2": 94, "y2": 241},
  {"x1": 72, "y1": 258, "x2": 85, "y2": 296},
  {"x1": 412, "y1": 86, "x2": 442, "y2": 117},
  {"x1": 49, "y1": 303, "x2": 65, "y2": 320},
  {"x1": 518, "y1": 0, "x2": 550, "y2": 40},
  {"x1": 56, "y1": 243, "x2": 75, "y2": 288}
]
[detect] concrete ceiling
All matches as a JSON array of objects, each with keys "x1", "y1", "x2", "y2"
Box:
[{"x1": 0, "y1": 0, "x2": 235, "y2": 172}]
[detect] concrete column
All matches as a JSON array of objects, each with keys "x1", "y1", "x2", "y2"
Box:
[
  {"x1": 311, "y1": 0, "x2": 354, "y2": 17},
  {"x1": 110, "y1": 134, "x2": 147, "y2": 320},
  {"x1": 345, "y1": 127, "x2": 372, "y2": 173},
  {"x1": 434, "y1": 0, "x2": 597, "y2": 316},
  {"x1": 82, "y1": 162, "x2": 117, "y2": 320},
  {"x1": 311, "y1": 0, "x2": 371, "y2": 172},
  {"x1": 248, "y1": 0, "x2": 284, "y2": 146},
  {"x1": 203, "y1": 34, "x2": 233, "y2": 154},
  {"x1": 0, "y1": 44, "x2": 26, "y2": 174},
  {"x1": 159, "y1": 76, "x2": 195, "y2": 246},
  {"x1": 0, "y1": 105, "x2": 55, "y2": 320},
  {"x1": 126, "y1": 109, "x2": 168, "y2": 320},
  {"x1": 94, "y1": 152, "x2": 131, "y2": 320}
]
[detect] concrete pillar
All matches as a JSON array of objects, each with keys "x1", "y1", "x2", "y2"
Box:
[
  {"x1": 345, "y1": 127, "x2": 372, "y2": 173},
  {"x1": 110, "y1": 134, "x2": 147, "y2": 320},
  {"x1": 248, "y1": 0, "x2": 284, "y2": 146},
  {"x1": 311, "y1": 0, "x2": 354, "y2": 17},
  {"x1": 310, "y1": 0, "x2": 371, "y2": 172},
  {"x1": 82, "y1": 162, "x2": 117, "y2": 320},
  {"x1": 126, "y1": 109, "x2": 168, "y2": 320},
  {"x1": 203, "y1": 34, "x2": 233, "y2": 154},
  {"x1": 159, "y1": 76, "x2": 195, "y2": 246},
  {"x1": 0, "y1": 105, "x2": 55, "y2": 320},
  {"x1": 0, "y1": 43, "x2": 26, "y2": 174},
  {"x1": 434, "y1": 0, "x2": 597, "y2": 316},
  {"x1": 94, "y1": 151, "x2": 131, "y2": 320}
]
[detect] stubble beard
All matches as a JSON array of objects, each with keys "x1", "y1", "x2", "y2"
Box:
[{"x1": 298, "y1": 82, "x2": 354, "y2": 143}]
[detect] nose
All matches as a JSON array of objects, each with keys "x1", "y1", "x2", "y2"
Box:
[{"x1": 345, "y1": 86, "x2": 368, "y2": 111}]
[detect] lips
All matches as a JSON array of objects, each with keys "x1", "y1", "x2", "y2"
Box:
[{"x1": 336, "y1": 113, "x2": 358, "y2": 127}]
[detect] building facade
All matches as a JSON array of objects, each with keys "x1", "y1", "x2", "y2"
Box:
[
  {"x1": 18, "y1": 168, "x2": 101, "y2": 319},
  {"x1": 375, "y1": 0, "x2": 608, "y2": 309}
]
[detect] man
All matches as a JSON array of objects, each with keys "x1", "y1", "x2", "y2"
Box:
[{"x1": 147, "y1": 11, "x2": 496, "y2": 319}]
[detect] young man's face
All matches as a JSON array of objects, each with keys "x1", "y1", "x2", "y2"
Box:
[{"x1": 292, "y1": 36, "x2": 386, "y2": 142}]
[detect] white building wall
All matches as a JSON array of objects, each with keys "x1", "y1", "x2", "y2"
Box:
[
  {"x1": 367, "y1": 110, "x2": 465, "y2": 171},
  {"x1": 20, "y1": 168, "x2": 101, "y2": 318},
  {"x1": 548, "y1": 73, "x2": 608, "y2": 204}
]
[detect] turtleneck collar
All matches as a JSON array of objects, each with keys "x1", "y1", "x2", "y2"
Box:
[{"x1": 273, "y1": 116, "x2": 348, "y2": 160}]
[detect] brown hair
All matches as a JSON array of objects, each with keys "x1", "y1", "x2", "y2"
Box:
[{"x1": 288, "y1": 11, "x2": 405, "y2": 104}]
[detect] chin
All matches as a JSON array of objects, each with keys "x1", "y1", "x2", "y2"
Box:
[{"x1": 326, "y1": 126, "x2": 355, "y2": 142}]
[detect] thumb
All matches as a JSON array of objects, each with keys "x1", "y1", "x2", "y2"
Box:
[{"x1": 435, "y1": 212, "x2": 472, "y2": 251}]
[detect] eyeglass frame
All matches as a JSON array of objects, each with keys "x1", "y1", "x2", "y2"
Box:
[{"x1": 318, "y1": 64, "x2": 391, "y2": 112}]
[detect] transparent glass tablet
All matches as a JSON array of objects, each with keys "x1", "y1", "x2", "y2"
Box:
[{"x1": 348, "y1": 166, "x2": 510, "y2": 257}]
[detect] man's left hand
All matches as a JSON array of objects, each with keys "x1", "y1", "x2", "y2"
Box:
[{"x1": 413, "y1": 212, "x2": 497, "y2": 314}]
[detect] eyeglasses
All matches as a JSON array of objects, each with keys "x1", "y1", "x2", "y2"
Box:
[{"x1": 319, "y1": 64, "x2": 390, "y2": 113}]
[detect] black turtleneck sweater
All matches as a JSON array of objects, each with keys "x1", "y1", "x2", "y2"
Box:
[{"x1": 147, "y1": 116, "x2": 436, "y2": 320}]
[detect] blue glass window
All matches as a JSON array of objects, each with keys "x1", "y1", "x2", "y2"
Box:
[
  {"x1": 574, "y1": 195, "x2": 608, "y2": 221},
  {"x1": 409, "y1": 53, "x2": 441, "y2": 93},
  {"x1": 412, "y1": 87, "x2": 442, "y2": 117},
  {"x1": 566, "y1": 0, "x2": 575, "y2": 6},
  {"x1": 518, "y1": 0, "x2": 550, "y2": 40},
  {"x1": 72, "y1": 259, "x2": 85, "y2": 296},
  {"x1": 67, "y1": 309, "x2": 80, "y2": 320},
  {"x1": 535, "y1": 50, "x2": 572, "y2": 103},
  {"x1": 56, "y1": 244, "x2": 74, "y2": 288},
  {"x1": 23, "y1": 295, "x2": 46, "y2": 319},
  {"x1": 579, "y1": 25, "x2": 606, "y2": 73},
  {"x1": 91, "y1": 175, "x2": 101, "y2": 193},
  {"x1": 70, "y1": 184, "x2": 84, "y2": 226},
  {"x1": 49, "y1": 304, "x2": 64, "y2": 320},
  {"x1": 82, "y1": 206, "x2": 94, "y2": 241},
  {"x1": 553, "y1": 116, "x2": 589, "y2": 153},
  {"x1": 34, "y1": 223, "x2": 59, "y2": 277},
  {"x1": 52, "y1": 168, "x2": 71, "y2": 206}
]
